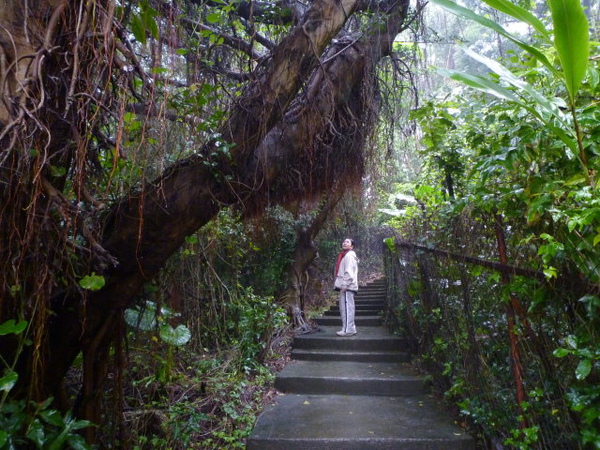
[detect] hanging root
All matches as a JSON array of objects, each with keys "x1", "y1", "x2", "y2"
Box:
[{"x1": 291, "y1": 304, "x2": 315, "y2": 334}]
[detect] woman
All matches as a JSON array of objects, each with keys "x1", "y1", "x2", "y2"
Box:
[{"x1": 333, "y1": 238, "x2": 359, "y2": 337}]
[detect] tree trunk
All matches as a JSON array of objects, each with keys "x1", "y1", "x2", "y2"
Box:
[{"x1": 278, "y1": 191, "x2": 345, "y2": 319}]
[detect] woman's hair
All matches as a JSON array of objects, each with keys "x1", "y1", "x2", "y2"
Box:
[{"x1": 346, "y1": 238, "x2": 355, "y2": 247}]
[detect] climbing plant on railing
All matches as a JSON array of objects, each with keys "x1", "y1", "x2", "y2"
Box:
[{"x1": 384, "y1": 230, "x2": 587, "y2": 448}]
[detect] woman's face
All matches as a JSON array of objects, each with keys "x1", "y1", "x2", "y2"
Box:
[{"x1": 341, "y1": 239, "x2": 354, "y2": 250}]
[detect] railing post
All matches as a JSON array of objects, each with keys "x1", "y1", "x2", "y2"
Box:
[{"x1": 493, "y1": 213, "x2": 527, "y2": 430}]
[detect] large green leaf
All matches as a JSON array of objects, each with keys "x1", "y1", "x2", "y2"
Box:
[
  {"x1": 430, "y1": 0, "x2": 558, "y2": 77},
  {"x1": 78, "y1": 273, "x2": 105, "y2": 291},
  {"x1": 575, "y1": 358, "x2": 592, "y2": 380},
  {"x1": 461, "y1": 47, "x2": 565, "y2": 121},
  {"x1": 547, "y1": 0, "x2": 590, "y2": 100},
  {"x1": 159, "y1": 324, "x2": 191, "y2": 347},
  {"x1": 437, "y1": 68, "x2": 521, "y2": 103},
  {"x1": 0, "y1": 319, "x2": 27, "y2": 335},
  {"x1": 481, "y1": 0, "x2": 549, "y2": 39},
  {"x1": 124, "y1": 305, "x2": 157, "y2": 331},
  {"x1": 0, "y1": 371, "x2": 18, "y2": 392}
]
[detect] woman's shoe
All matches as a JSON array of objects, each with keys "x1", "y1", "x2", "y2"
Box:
[{"x1": 336, "y1": 331, "x2": 356, "y2": 337}]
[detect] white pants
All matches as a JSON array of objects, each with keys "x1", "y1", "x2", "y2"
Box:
[{"x1": 339, "y1": 290, "x2": 356, "y2": 334}]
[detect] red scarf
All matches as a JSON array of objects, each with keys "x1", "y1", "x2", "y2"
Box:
[{"x1": 335, "y1": 250, "x2": 349, "y2": 276}]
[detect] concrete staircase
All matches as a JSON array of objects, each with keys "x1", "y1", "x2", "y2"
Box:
[{"x1": 247, "y1": 278, "x2": 475, "y2": 449}]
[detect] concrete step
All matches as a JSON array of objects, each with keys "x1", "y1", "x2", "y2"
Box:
[
  {"x1": 357, "y1": 284, "x2": 385, "y2": 289},
  {"x1": 357, "y1": 286, "x2": 386, "y2": 291},
  {"x1": 247, "y1": 394, "x2": 475, "y2": 450},
  {"x1": 356, "y1": 287, "x2": 386, "y2": 292},
  {"x1": 274, "y1": 360, "x2": 425, "y2": 396},
  {"x1": 329, "y1": 297, "x2": 384, "y2": 303},
  {"x1": 292, "y1": 326, "x2": 409, "y2": 352},
  {"x1": 359, "y1": 280, "x2": 386, "y2": 288},
  {"x1": 324, "y1": 309, "x2": 382, "y2": 316},
  {"x1": 327, "y1": 304, "x2": 384, "y2": 311},
  {"x1": 355, "y1": 292, "x2": 386, "y2": 298},
  {"x1": 353, "y1": 297, "x2": 385, "y2": 303},
  {"x1": 352, "y1": 299, "x2": 385, "y2": 305},
  {"x1": 328, "y1": 301, "x2": 384, "y2": 308},
  {"x1": 291, "y1": 348, "x2": 411, "y2": 363},
  {"x1": 351, "y1": 298, "x2": 386, "y2": 304},
  {"x1": 355, "y1": 298, "x2": 385, "y2": 302},
  {"x1": 314, "y1": 315, "x2": 382, "y2": 327},
  {"x1": 247, "y1": 278, "x2": 476, "y2": 449}
]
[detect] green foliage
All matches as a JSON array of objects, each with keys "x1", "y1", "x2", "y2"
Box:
[
  {"x1": 385, "y1": 232, "x2": 586, "y2": 446},
  {"x1": 0, "y1": 372, "x2": 18, "y2": 394},
  {"x1": 383, "y1": 237, "x2": 396, "y2": 252},
  {"x1": 504, "y1": 422, "x2": 541, "y2": 449},
  {"x1": 200, "y1": 372, "x2": 274, "y2": 449},
  {"x1": 181, "y1": 207, "x2": 299, "y2": 301},
  {"x1": 159, "y1": 324, "x2": 192, "y2": 348},
  {"x1": 130, "y1": 1, "x2": 159, "y2": 45},
  {"x1": 386, "y1": 1, "x2": 600, "y2": 445},
  {"x1": 125, "y1": 300, "x2": 191, "y2": 347},
  {"x1": 120, "y1": 216, "x2": 292, "y2": 445},
  {"x1": 480, "y1": 0, "x2": 549, "y2": 39},
  {"x1": 409, "y1": 101, "x2": 468, "y2": 200},
  {"x1": 231, "y1": 290, "x2": 288, "y2": 373},
  {"x1": 432, "y1": 0, "x2": 591, "y2": 176},
  {"x1": 78, "y1": 273, "x2": 105, "y2": 291},
  {"x1": 123, "y1": 286, "x2": 288, "y2": 448},
  {"x1": 554, "y1": 333, "x2": 600, "y2": 447},
  {"x1": 0, "y1": 398, "x2": 93, "y2": 450},
  {"x1": 0, "y1": 320, "x2": 94, "y2": 449},
  {"x1": 566, "y1": 384, "x2": 600, "y2": 447},
  {"x1": 0, "y1": 319, "x2": 29, "y2": 407},
  {"x1": 125, "y1": 300, "x2": 192, "y2": 383},
  {"x1": 0, "y1": 320, "x2": 27, "y2": 337},
  {"x1": 125, "y1": 365, "x2": 275, "y2": 449}
]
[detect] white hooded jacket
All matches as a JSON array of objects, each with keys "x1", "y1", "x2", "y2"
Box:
[{"x1": 334, "y1": 250, "x2": 359, "y2": 292}]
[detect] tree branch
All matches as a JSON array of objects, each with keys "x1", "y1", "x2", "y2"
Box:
[{"x1": 180, "y1": 17, "x2": 263, "y2": 60}]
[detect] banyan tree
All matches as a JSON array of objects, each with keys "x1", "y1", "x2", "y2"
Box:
[{"x1": 0, "y1": 0, "x2": 413, "y2": 436}]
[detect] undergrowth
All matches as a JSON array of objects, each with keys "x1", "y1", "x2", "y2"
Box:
[{"x1": 118, "y1": 327, "x2": 292, "y2": 449}]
